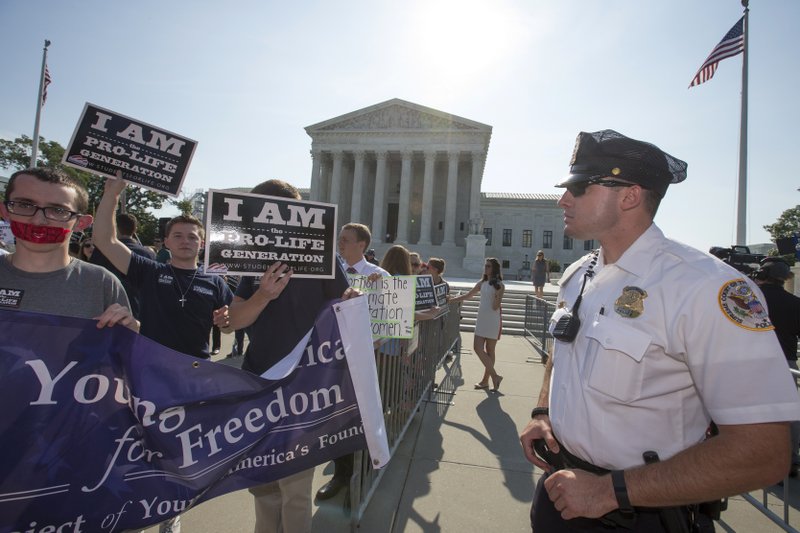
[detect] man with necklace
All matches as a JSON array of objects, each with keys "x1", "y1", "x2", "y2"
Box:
[{"x1": 94, "y1": 177, "x2": 233, "y2": 361}]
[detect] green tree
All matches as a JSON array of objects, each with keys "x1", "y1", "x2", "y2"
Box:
[
  {"x1": 171, "y1": 198, "x2": 194, "y2": 215},
  {"x1": 0, "y1": 135, "x2": 167, "y2": 243},
  {"x1": 764, "y1": 205, "x2": 800, "y2": 241}
]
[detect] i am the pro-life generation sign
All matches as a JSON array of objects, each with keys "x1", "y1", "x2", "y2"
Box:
[
  {"x1": 62, "y1": 103, "x2": 197, "y2": 197},
  {"x1": 205, "y1": 190, "x2": 338, "y2": 278}
]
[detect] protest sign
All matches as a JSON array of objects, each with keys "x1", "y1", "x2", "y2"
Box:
[
  {"x1": 62, "y1": 103, "x2": 197, "y2": 197},
  {"x1": 0, "y1": 220, "x2": 11, "y2": 246},
  {"x1": 204, "y1": 190, "x2": 337, "y2": 278},
  {"x1": 347, "y1": 275, "x2": 416, "y2": 339},
  {"x1": 0, "y1": 298, "x2": 387, "y2": 531},
  {"x1": 434, "y1": 282, "x2": 449, "y2": 307},
  {"x1": 414, "y1": 275, "x2": 436, "y2": 310}
]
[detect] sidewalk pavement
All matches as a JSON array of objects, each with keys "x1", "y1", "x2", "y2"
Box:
[{"x1": 146, "y1": 331, "x2": 797, "y2": 532}]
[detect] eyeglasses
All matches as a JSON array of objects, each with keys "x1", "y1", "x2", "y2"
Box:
[
  {"x1": 5, "y1": 200, "x2": 82, "y2": 222},
  {"x1": 83, "y1": 243, "x2": 94, "y2": 248},
  {"x1": 564, "y1": 178, "x2": 637, "y2": 198}
]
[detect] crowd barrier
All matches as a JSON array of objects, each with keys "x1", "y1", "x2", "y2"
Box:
[
  {"x1": 522, "y1": 295, "x2": 800, "y2": 532},
  {"x1": 347, "y1": 302, "x2": 463, "y2": 528},
  {"x1": 523, "y1": 295, "x2": 554, "y2": 362}
]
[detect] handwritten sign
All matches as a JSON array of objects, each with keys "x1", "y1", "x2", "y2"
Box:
[
  {"x1": 62, "y1": 102, "x2": 197, "y2": 196},
  {"x1": 348, "y1": 275, "x2": 416, "y2": 338},
  {"x1": 205, "y1": 190, "x2": 337, "y2": 278},
  {"x1": 415, "y1": 275, "x2": 436, "y2": 310}
]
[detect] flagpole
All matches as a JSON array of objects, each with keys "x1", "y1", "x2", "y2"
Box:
[
  {"x1": 735, "y1": 2, "x2": 749, "y2": 245},
  {"x1": 30, "y1": 39, "x2": 51, "y2": 168}
]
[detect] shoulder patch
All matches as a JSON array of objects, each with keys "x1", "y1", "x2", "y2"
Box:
[{"x1": 718, "y1": 279, "x2": 774, "y2": 331}]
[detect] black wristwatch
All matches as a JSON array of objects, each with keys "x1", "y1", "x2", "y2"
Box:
[
  {"x1": 611, "y1": 470, "x2": 634, "y2": 515},
  {"x1": 531, "y1": 407, "x2": 549, "y2": 419}
]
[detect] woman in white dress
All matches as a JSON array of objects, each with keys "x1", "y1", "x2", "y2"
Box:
[{"x1": 450, "y1": 258, "x2": 505, "y2": 391}]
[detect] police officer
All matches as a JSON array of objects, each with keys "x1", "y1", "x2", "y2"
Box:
[
  {"x1": 752, "y1": 258, "x2": 800, "y2": 477},
  {"x1": 519, "y1": 130, "x2": 800, "y2": 531}
]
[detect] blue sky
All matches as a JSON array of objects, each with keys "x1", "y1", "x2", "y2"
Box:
[{"x1": 1, "y1": 0, "x2": 797, "y2": 252}]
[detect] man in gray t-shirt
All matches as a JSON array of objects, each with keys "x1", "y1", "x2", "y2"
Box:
[{"x1": 0, "y1": 167, "x2": 136, "y2": 330}]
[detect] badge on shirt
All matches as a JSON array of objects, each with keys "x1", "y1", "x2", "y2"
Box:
[
  {"x1": 718, "y1": 279, "x2": 773, "y2": 331},
  {"x1": 614, "y1": 286, "x2": 647, "y2": 318},
  {"x1": 0, "y1": 287, "x2": 24, "y2": 308}
]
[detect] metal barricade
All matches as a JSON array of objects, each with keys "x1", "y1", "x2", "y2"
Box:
[
  {"x1": 738, "y1": 367, "x2": 800, "y2": 533},
  {"x1": 523, "y1": 294, "x2": 554, "y2": 362},
  {"x1": 348, "y1": 303, "x2": 463, "y2": 528}
]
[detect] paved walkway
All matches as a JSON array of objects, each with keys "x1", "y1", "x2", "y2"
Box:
[{"x1": 147, "y1": 331, "x2": 798, "y2": 532}]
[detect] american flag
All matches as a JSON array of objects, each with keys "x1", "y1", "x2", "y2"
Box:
[
  {"x1": 688, "y1": 16, "x2": 745, "y2": 88},
  {"x1": 42, "y1": 64, "x2": 52, "y2": 105}
]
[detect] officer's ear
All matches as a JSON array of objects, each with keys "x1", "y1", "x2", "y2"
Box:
[{"x1": 619, "y1": 184, "x2": 644, "y2": 213}]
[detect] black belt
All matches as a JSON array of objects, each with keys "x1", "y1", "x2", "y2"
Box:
[
  {"x1": 532, "y1": 439, "x2": 701, "y2": 533},
  {"x1": 533, "y1": 439, "x2": 635, "y2": 529}
]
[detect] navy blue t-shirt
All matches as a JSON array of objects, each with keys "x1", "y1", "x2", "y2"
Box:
[
  {"x1": 237, "y1": 263, "x2": 350, "y2": 375},
  {"x1": 90, "y1": 237, "x2": 156, "y2": 319},
  {"x1": 127, "y1": 254, "x2": 233, "y2": 359}
]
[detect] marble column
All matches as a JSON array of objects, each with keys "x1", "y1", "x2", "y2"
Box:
[
  {"x1": 418, "y1": 150, "x2": 436, "y2": 245},
  {"x1": 350, "y1": 150, "x2": 365, "y2": 222},
  {"x1": 469, "y1": 151, "x2": 484, "y2": 230},
  {"x1": 371, "y1": 151, "x2": 388, "y2": 244},
  {"x1": 395, "y1": 150, "x2": 413, "y2": 244},
  {"x1": 329, "y1": 151, "x2": 344, "y2": 209},
  {"x1": 309, "y1": 150, "x2": 321, "y2": 202},
  {"x1": 319, "y1": 156, "x2": 331, "y2": 202},
  {"x1": 443, "y1": 150, "x2": 460, "y2": 245}
]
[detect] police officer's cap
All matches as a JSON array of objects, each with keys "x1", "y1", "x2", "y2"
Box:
[{"x1": 556, "y1": 130, "x2": 688, "y2": 197}]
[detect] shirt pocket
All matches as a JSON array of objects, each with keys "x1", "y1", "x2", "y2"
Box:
[{"x1": 585, "y1": 317, "x2": 652, "y2": 403}]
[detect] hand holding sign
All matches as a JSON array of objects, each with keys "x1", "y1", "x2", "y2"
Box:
[{"x1": 257, "y1": 262, "x2": 292, "y2": 302}]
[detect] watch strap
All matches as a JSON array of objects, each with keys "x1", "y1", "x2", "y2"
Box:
[
  {"x1": 531, "y1": 407, "x2": 549, "y2": 419},
  {"x1": 611, "y1": 470, "x2": 634, "y2": 514}
]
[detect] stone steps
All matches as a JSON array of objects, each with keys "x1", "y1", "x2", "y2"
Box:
[{"x1": 453, "y1": 287, "x2": 555, "y2": 335}]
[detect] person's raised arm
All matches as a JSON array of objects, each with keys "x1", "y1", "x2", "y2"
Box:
[
  {"x1": 449, "y1": 281, "x2": 481, "y2": 303},
  {"x1": 93, "y1": 178, "x2": 133, "y2": 275},
  {"x1": 228, "y1": 262, "x2": 291, "y2": 330}
]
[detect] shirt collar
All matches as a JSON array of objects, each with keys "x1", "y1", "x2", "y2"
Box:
[
  {"x1": 603, "y1": 223, "x2": 663, "y2": 279},
  {"x1": 348, "y1": 257, "x2": 369, "y2": 273}
]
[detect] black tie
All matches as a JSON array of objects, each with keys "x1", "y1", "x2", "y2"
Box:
[{"x1": 347, "y1": 267, "x2": 357, "y2": 274}]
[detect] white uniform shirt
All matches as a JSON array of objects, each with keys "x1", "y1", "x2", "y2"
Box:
[
  {"x1": 345, "y1": 257, "x2": 389, "y2": 277},
  {"x1": 549, "y1": 223, "x2": 800, "y2": 470}
]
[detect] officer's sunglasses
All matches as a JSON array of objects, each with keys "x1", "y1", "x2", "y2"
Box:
[{"x1": 565, "y1": 178, "x2": 637, "y2": 198}]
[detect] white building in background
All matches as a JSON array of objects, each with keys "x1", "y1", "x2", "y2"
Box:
[{"x1": 304, "y1": 98, "x2": 588, "y2": 277}]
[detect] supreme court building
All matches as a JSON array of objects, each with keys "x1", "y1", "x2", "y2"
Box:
[{"x1": 305, "y1": 98, "x2": 589, "y2": 277}]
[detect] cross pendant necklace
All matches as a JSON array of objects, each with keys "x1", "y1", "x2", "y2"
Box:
[{"x1": 170, "y1": 265, "x2": 198, "y2": 308}]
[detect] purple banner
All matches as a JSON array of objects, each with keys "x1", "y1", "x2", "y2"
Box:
[{"x1": 0, "y1": 302, "x2": 377, "y2": 531}]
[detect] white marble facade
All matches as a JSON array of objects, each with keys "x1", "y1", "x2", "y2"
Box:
[
  {"x1": 305, "y1": 99, "x2": 587, "y2": 277},
  {"x1": 306, "y1": 99, "x2": 490, "y2": 248}
]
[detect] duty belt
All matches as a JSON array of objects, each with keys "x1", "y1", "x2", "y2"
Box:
[
  {"x1": 532, "y1": 439, "x2": 707, "y2": 533},
  {"x1": 533, "y1": 439, "x2": 636, "y2": 529}
]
